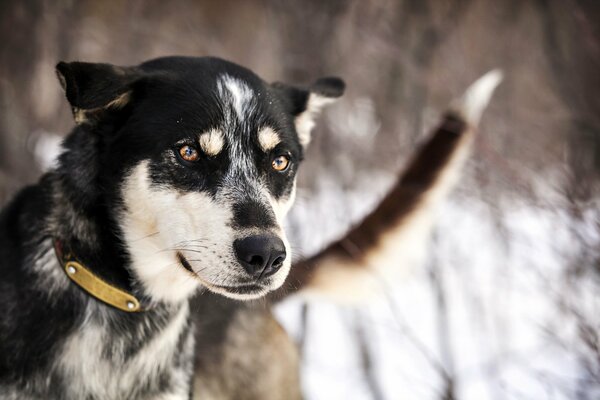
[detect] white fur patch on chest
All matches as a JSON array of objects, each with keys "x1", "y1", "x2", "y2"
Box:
[{"x1": 58, "y1": 303, "x2": 191, "y2": 399}]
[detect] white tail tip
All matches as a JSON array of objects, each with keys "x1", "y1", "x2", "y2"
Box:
[{"x1": 455, "y1": 69, "x2": 503, "y2": 126}]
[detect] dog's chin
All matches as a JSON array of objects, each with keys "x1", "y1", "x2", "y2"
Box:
[
  {"x1": 197, "y1": 278, "x2": 285, "y2": 300},
  {"x1": 177, "y1": 253, "x2": 285, "y2": 301},
  {"x1": 206, "y1": 283, "x2": 271, "y2": 300}
]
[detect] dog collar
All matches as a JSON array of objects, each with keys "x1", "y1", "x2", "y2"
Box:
[{"x1": 53, "y1": 239, "x2": 144, "y2": 312}]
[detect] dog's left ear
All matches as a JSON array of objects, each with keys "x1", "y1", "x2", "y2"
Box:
[
  {"x1": 56, "y1": 61, "x2": 142, "y2": 125},
  {"x1": 272, "y1": 77, "x2": 345, "y2": 147}
]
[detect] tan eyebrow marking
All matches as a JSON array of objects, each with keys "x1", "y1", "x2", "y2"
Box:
[
  {"x1": 198, "y1": 129, "x2": 225, "y2": 156},
  {"x1": 258, "y1": 127, "x2": 281, "y2": 152}
]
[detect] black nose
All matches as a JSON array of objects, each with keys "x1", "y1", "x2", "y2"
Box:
[{"x1": 234, "y1": 235, "x2": 286, "y2": 279}]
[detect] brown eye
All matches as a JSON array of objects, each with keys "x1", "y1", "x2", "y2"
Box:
[
  {"x1": 271, "y1": 155, "x2": 290, "y2": 172},
  {"x1": 179, "y1": 145, "x2": 199, "y2": 162}
]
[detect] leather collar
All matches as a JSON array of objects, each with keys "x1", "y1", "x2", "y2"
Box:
[{"x1": 53, "y1": 239, "x2": 144, "y2": 312}]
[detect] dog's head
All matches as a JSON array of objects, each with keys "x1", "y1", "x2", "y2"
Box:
[{"x1": 56, "y1": 57, "x2": 344, "y2": 303}]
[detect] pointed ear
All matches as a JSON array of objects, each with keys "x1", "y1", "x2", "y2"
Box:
[
  {"x1": 56, "y1": 61, "x2": 142, "y2": 125},
  {"x1": 273, "y1": 77, "x2": 345, "y2": 147}
]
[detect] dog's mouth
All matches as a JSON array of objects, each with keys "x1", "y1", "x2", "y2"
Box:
[
  {"x1": 176, "y1": 252, "x2": 269, "y2": 298},
  {"x1": 177, "y1": 252, "x2": 195, "y2": 274}
]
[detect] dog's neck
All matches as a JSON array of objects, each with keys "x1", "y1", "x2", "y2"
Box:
[{"x1": 48, "y1": 175, "x2": 148, "y2": 304}]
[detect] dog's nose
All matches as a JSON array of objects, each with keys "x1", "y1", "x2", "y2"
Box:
[{"x1": 234, "y1": 235, "x2": 286, "y2": 279}]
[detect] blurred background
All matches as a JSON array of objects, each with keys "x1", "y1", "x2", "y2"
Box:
[{"x1": 1, "y1": 0, "x2": 599, "y2": 399}]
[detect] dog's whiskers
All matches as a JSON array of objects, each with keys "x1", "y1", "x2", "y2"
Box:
[
  {"x1": 129, "y1": 231, "x2": 161, "y2": 242},
  {"x1": 157, "y1": 247, "x2": 208, "y2": 255},
  {"x1": 172, "y1": 238, "x2": 209, "y2": 247}
]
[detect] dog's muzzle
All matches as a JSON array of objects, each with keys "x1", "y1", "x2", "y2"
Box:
[{"x1": 233, "y1": 234, "x2": 286, "y2": 280}]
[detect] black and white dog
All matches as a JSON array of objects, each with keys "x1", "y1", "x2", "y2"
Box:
[
  {"x1": 0, "y1": 54, "x2": 502, "y2": 399},
  {"x1": 0, "y1": 56, "x2": 344, "y2": 399}
]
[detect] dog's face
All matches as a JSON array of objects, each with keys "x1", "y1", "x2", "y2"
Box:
[{"x1": 56, "y1": 57, "x2": 343, "y2": 303}]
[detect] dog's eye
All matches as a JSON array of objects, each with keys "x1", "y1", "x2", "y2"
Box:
[
  {"x1": 271, "y1": 155, "x2": 290, "y2": 172},
  {"x1": 178, "y1": 145, "x2": 199, "y2": 162}
]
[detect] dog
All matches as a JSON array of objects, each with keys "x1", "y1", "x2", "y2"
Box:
[
  {"x1": 0, "y1": 56, "x2": 345, "y2": 399},
  {"x1": 0, "y1": 55, "x2": 501, "y2": 399}
]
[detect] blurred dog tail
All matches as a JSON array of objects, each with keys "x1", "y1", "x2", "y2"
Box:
[{"x1": 277, "y1": 70, "x2": 503, "y2": 303}]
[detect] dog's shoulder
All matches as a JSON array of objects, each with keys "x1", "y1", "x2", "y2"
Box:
[
  {"x1": 0, "y1": 180, "x2": 52, "y2": 294},
  {"x1": 0, "y1": 177, "x2": 82, "y2": 390}
]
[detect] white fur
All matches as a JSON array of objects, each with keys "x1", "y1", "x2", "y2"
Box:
[
  {"x1": 258, "y1": 127, "x2": 281, "y2": 152},
  {"x1": 269, "y1": 180, "x2": 297, "y2": 225},
  {"x1": 217, "y1": 74, "x2": 255, "y2": 177},
  {"x1": 58, "y1": 303, "x2": 191, "y2": 399},
  {"x1": 121, "y1": 162, "x2": 204, "y2": 302},
  {"x1": 199, "y1": 129, "x2": 225, "y2": 156},
  {"x1": 294, "y1": 93, "x2": 336, "y2": 147},
  {"x1": 217, "y1": 74, "x2": 254, "y2": 122},
  {"x1": 452, "y1": 69, "x2": 503, "y2": 126}
]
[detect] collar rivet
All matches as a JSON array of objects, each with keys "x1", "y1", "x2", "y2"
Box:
[
  {"x1": 126, "y1": 301, "x2": 135, "y2": 310},
  {"x1": 67, "y1": 265, "x2": 77, "y2": 274}
]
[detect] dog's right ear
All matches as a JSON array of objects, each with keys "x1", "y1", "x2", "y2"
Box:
[
  {"x1": 56, "y1": 61, "x2": 142, "y2": 125},
  {"x1": 272, "y1": 77, "x2": 345, "y2": 148}
]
